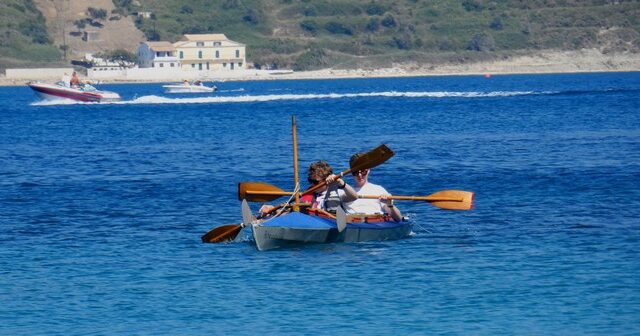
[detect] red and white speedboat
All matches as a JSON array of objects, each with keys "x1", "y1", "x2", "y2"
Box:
[{"x1": 28, "y1": 81, "x2": 122, "y2": 103}]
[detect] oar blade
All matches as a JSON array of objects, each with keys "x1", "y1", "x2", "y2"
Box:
[
  {"x1": 426, "y1": 190, "x2": 475, "y2": 210},
  {"x1": 336, "y1": 207, "x2": 347, "y2": 232},
  {"x1": 349, "y1": 144, "x2": 395, "y2": 172},
  {"x1": 238, "y1": 182, "x2": 286, "y2": 202},
  {"x1": 241, "y1": 199, "x2": 254, "y2": 225},
  {"x1": 201, "y1": 224, "x2": 242, "y2": 243}
]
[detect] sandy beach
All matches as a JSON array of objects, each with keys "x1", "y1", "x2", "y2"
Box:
[{"x1": 1, "y1": 49, "x2": 638, "y2": 86}]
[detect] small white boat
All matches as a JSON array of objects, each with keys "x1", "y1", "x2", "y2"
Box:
[
  {"x1": 163, "y1": 81, "x2": 217, "y2": 93},
  {"x1": 28, "y1": 81, "x2": 121, "y2": 103}
]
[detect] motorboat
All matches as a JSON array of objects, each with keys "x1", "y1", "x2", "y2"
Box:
[
  {"x1": 163, "y1": 81, "x2": 218, "y2": 93},
  {"x1": 28, "y1": 81, "x2": 121, "y2": 103}
]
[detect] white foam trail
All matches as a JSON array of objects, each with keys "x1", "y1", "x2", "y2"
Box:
[
  {"x1": 31, "y1": 90, "x2": 544, "y2": 106},
  {"x1": 120, "y1": 90, "x2": 540, "y2": 105}
]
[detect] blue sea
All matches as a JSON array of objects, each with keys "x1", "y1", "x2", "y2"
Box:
[{"x1": 1, "y1": 73, "x2": 639, "y2": 335}]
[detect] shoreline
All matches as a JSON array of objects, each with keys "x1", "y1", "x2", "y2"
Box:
[{"x1": 2, "y1": 49, "x2": 638, "y2": 86}]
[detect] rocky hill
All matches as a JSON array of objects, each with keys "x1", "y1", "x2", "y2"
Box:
[
  {"x1": 34, "y1": 0, "x2": 144, "y2": 61},
  {"x1": 1, "y1": 0, "x2": 639, "y2": 71},
  {"x1": 1, "y1": 0, "x2": 143, "y2": 70}
]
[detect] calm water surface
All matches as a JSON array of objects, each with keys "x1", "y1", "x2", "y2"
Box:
[{"x1": 1, "y1": 73, "x2": 639, "y2": 335}]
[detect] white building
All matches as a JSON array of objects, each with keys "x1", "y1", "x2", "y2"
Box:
[{"x1": 137, "y1": 41, "x2": 179, "y2": 69}]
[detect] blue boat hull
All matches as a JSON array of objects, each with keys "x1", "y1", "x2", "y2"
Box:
[{"x1": 251, "y1": 212, "x2": 412, "y2": 251}]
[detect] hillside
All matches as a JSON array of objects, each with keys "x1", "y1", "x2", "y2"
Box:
[
  {"x1": 0, "y1": 0, "x2": 61, "y2": 69},
  {"x1": 34, "y1": 0, "x2": 144, "y2": 60},
  {"x1": 1, "y1": 0, "x2": 143, "y2": 70},
  {"x1": 119, "y1": 0, "x2": 640, "y2": 70},
  {"x1": 1, "y1": 0, "x2": 639, "y2": 72}
]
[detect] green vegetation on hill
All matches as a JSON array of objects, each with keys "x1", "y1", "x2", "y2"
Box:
[
  {"x1": 1, "y1": 0, "x2": 639, "y2": 71},
  {"x1": 119, "y1": 0, "x2": 640, "y2": 70},
  {"x1": 0, "y1": 0, "x2": 61, "y2": 69}
]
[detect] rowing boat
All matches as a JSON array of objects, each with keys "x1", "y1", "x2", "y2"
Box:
[{"x1": 251, "y1": 211, "x2": 412, "y2": 251}]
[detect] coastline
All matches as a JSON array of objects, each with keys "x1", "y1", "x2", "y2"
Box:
[{"x1": 1, "y1": 49, "x2": 638, "y2": 86}]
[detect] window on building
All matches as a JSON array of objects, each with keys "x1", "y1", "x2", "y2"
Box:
[
  {"x1": 197, "y1": 42, "x2": 204, "y2": 47},
  {"x1": 231, "y1": 63, "x2": 235, "y2": 70},
  {"x1": 214, "y1": 42, "x2": 221, "y2": 46},
  {"x1": 180, "y1": 51, "x2": 183, "y2": 59},
  {"x1": 198, "y1": 63, "x2": 202, "y2": 70},
  {"x1": 215, "y1": 50, "x2": 219, "y2": 58},
  {"x1": 160, "y1": 63, "x2": 164, "y2": 67},
  {"x1": 236, "y1": 50, "x2": 240, "y2": 58},
  {"x1": 206, "y1": 62, "x2": 210, "y2": 70},
  {"x1": 223, "y1": 63, "x2": 226, "y2": 67},
  {"x1": 170, "y1": 63, "x2": 174, "y2": 67},
  {"x1": 239, "y1": 62, "x2": 243, "y2": 67},
  {"x1": 152, "y1": 63, "x2": 154, "y2": 68},
  {"x1": 198, "y1": 51, "x2": 202, "y2": 59}
]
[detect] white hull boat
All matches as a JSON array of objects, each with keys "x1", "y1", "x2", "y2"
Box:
[{"x1": 163, "y1": 82, "x2": 217, "y2": 93}]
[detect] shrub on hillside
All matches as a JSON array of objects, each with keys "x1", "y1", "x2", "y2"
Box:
[
  {"x1": 468, "y1": 33, "x2": 496, "y2": 51},
  {"x1": 300, "y1": 20, "x2": 318, "y2": 34},
  {"x1": 325, "y1": 22, "x2": 353, "y2": 35},
  {"x1": 293, "y1": 47, "x2": 327, "y2": 71},
  {"x1": 88, "y1": 7, "x2": 107, "y2": 20}
]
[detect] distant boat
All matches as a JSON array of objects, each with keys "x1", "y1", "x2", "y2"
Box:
[
  {"x1": 163, "y1": 81, "x2": 218, "y2": 93},
  {"x1": 28, "y1": 81, "x2": 122, "y2": 103}
]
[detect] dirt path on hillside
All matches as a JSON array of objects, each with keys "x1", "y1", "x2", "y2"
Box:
[{"x1": 34, "y1": 0, "x2": 145, "y2": 60}]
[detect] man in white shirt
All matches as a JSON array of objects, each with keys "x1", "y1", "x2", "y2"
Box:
[{"x1": 344, "y1": 153, "x2": 403, "y2": 222}]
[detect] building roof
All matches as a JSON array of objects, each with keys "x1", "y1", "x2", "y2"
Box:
[
  {"x1": 182, "y1": 34, "x2": 228, "y2": 41},
  {"x1": 144, "y1": 41, "x2": 175, "y2": 52}
]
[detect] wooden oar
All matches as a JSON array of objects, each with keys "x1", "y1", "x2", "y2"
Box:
[
  {"x1": 358, "y1": 190, "x2": 475, "y2": 210},
  {"x1": 237, "y1": 144, "x2": 395, "y2": 201},
  {"x1": 336, "y1": 207, "x2": 347, "y2": 232},
  {"x1": 294, "y1": 143, "x2": 395, "y2": 197},
  {"x1": 201, "y1": 200, "x2": 253, "y2": 243},
  {"x1": 238, "y1": 182, "x2": 474, "y2": 210}
]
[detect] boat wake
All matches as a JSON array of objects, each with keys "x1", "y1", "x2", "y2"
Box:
[
  {"x1": 115, "y1": 90, "x2": 546, "y2": 105},
  {"x1": 35, "y1": 87, "x2": 632, "y2": 106},
  {"x1": 31, "y1": 98, "x2": 107, "y2": 106}
]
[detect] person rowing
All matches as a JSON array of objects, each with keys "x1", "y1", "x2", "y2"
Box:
[
  {"x1": 344, "y1": 153, "x2": 403, "y2": 222},
  {"x1": 259, "y1": 160, "x2": 357, "y2": 215}
]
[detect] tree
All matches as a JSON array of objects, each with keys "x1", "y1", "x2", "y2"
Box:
[
  {"x1": 87, "y1": 7, "x2": 107, "y2": 20},
  {"x1": 300, "y1": 20, "x2": 318, "y2": 34},
  {"x1": 381, "y1": 14, "x2": 396, "y2": 28},
  {"x1": 95, "y1": 49, "x2": 136, "y2": 65},
  {"x1": 468, "y1": 33, "x2": 496, "y2": 51}
]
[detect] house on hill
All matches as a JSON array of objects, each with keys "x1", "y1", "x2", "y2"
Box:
[
  {"x1": 175, "y1": 34, "x2": 246, "y2": 71},
  {"x1": 137, "y1": 41, "x2": 178, "y2": 68},
  {"x1": 137, "y1": 34, "x2": 246, "y2": 72}
]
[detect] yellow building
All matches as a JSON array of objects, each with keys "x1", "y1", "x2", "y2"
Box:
[{"x1": 173, "y1": 34, "x2": 246, "y2": 71}]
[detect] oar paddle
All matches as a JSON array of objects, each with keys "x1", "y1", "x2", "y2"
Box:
[
  {"x1": 238, "y1": 182, "x2": 474, "y2": 210},
  {"x1": 358, "y1": 190, "x2": 475, "y2": 210},
  {"x1": 336, "y1": 207, "x2": 347, "y2": 232},
  {"x1": 201, "y1": 200, "x2": 254, "y2": 243},
  {"x1": 237, "y1": 144, "x2": 395, "y2": 201},
  {"x1": 314, "y1": 143, "x2": 394, "y2": 192}
]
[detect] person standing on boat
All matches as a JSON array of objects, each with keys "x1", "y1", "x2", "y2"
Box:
[
  {"x1": 259, "y1": 161, "x2": 357, "y2": 215},
  {"x1": 344, "y1": 153, "x2": 403, "y2": 222}
]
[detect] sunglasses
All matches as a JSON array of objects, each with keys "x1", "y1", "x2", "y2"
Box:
[
  {"x1": 352, "y1": 169, "x2": 368, "y2": 176},
  {"x1": 308, "y1": 178, "x2": 321, "y2": 184}
]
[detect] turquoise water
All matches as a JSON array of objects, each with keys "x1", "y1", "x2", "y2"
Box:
[{"x1": 1, "y1": 73, "x2": 639, "y2": 335}]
